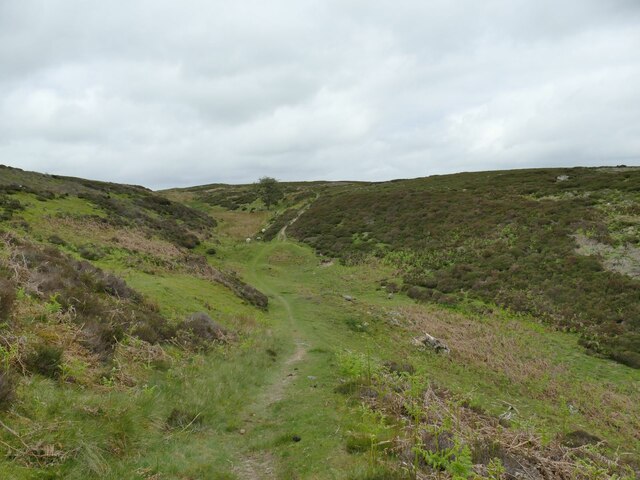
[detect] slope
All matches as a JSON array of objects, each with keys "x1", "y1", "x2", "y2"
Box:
[{"x1": 286, "y1": 167, "x2": 640, "y2": 367}]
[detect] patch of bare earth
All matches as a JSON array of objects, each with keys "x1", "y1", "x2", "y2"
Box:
[
  {"x1": 232, "y1": 341, "x2": 306, "y2": 479},
  {"x1": 574, "y1": 233, "x2": 640, "y2": 279},
  {"x1": 233, "y1": 451, "x2": 277, "y2": 480},
  {"x1": 233, "y1": 282, "x2": 306, "y2": 479}
]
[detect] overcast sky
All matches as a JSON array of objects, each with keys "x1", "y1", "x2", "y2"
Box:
[{"x1": 1, "y1": 1, "x2": 639, "y2": 189}]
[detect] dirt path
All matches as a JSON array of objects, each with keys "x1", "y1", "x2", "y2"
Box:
[
  {"x1": 247, "y1": 295, "x2": 307, "y2": 412},
  {"x1": 277, "y1": 194, "x2": 319, "y2": 241},
  {"x1": 233, "y1": 248, "x2": 308, "y2": 479}
]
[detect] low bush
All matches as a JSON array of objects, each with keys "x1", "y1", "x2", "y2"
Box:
[
  {"x1": 176, "y1": 312, "x2": 228, "y2": 348},
  {"x1": 0, "y1": 194, "x2": 25, "y2": 221},
  {"x1": 11, "y1": 243, "x2": 174, "y2": 358},
  {"x1": 198, "y1": 187, "x2": 259, "y2": 210},
  {"x1": 131, "y1": 310, "x2": 175, "y2": 344},
  {"x1": 78, "y1": 244, "x2": 105, "y2": 261},
  {"x1": 26, "y1": 344, "x2": 63, "y2": 379},
  {"x1": 610, "y1": 350, "x2": 640, "y2": 369},
  {"x1": 81, "y1": 320, "x2": 125, "y2": 357}
]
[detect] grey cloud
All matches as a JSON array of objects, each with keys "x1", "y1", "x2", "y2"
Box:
[{"x1": 0, "y1": 0, "x2": 639, "y2": 188}]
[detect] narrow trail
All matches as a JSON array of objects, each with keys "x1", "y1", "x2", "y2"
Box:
[
  {"x1": 277, "y1": 194, "x2": 319, "y2": 241},
  {"x1": 233, "y1": 243, "x2": 308, "y2": 479}
]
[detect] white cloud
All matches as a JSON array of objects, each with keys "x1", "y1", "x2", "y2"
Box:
[{"x1": 0, "y1": 0, "x2": 639, "y2": 188}]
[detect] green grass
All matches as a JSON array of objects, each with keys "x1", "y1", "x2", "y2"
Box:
[{"x1": 2, "y1": 229, "x2": 638, "y2": 478}]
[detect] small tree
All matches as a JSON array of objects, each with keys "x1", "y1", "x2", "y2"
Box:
[{"x1": 256, "y1": 177, "x2": 283, "y2": 208}]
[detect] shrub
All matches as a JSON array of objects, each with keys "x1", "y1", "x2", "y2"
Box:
[
  {"x1": 12, "y1": 243, "x2": 170, "y2": 358},
  {"x1": 262, "y1": 208, "x2": 298, "y2": 241},
  {"x1": 27, "y1": 344, "x2": 63, "y2": 378},
  {"x1": 78, "y1": 244, "x2": 105, "y2": 261},
  {"x1": 385, "y1": 282, "x2": 400, "y2": 293},
  {"x1": 175, "y1": 312, "x2": 228, "y2": 349},
  {"x1": 0, "y1": 278, "x2": 16, "y2": 321},
  {"x1": 81, "y1": 320, "x2": 125, "y2": 357},
  {"x1": 99, "y1": 272, "x2": 138, "y2": 300},
  {"x1": 131, "y1": 311, "x2": 175, "y2": 344},
  {"x1": 610, "y1": 350, "x2": 640, "y2": 369}
]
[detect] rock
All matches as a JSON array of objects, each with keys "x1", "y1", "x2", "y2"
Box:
[
  {"x1": 342, "y1": 294, "x2": 354, "y2": 302},
  {"x1": 239, "y1": 428, "x2": 246, "y2": 435},
  {"x1": 307, "y1": 375, "x2": 317, "y2": 380},
  {"x1": 412, "y1": 333, "x2": 450, "y2": 354}
]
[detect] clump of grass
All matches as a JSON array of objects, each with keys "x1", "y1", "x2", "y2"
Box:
[{"x1": 165, "y1": 408, "x2": 204, "y2": 431}]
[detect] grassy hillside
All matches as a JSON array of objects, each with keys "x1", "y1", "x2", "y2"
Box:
[
  {"x1": 287, "y1": 167, "x2": 640, "y2": 367},
  {"x1": 0, "y1": 165, "x2": 638, "y2": 479}
]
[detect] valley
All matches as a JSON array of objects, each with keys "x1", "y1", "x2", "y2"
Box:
[{"x1": 0, "y1": 165, "x2": 638, "y2": 479}]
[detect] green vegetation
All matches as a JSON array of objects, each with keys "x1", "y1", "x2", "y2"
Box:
[
  {"x1": 288, "y1": 167, "x2": 640, "y2": 366},
  {"x1": 0, "y1": 164, "x2": 638, "y2": 478},
  {"x1": 255, "y1": 177, "x2": 284, "y2": 209}
]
